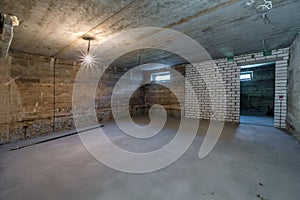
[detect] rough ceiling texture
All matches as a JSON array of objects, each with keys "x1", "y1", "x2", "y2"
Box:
[{"x1": 1, "y1": 0, "x2": 300, "y2": 66}]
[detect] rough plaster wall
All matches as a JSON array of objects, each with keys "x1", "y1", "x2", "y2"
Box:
[
  {"x1": 240, "y1": 64, "x2": 275, "y2": 115},
  {"x1": 54, "y1": 60, "x2": 79, "y2": 132},
  {"x1": 143, "y1": 84, "x2": 181, "y2": 116},
  {"x1": 0, "y1": 53, "x2": 54, "y2": 143},
  {"x1": 0, "y1": 52, "x2": 139, "y2": 143},
  {"x1": 185, "y1": 48, "x2": 289, "y2": 125},
  {"x1": 288, "y1": 33, "x2": 300, "y2": 141},
  {"x1": 129, "y1": 86, "x2": 145, "y2": 116},
  {"x1": 130, "y1": 65, "x2": 185, "y2": 117},
  {"x1": 105, "y1": 67, "x2": 144, "y2": 119}
]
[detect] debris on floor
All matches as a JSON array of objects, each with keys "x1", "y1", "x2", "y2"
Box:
[
  {"x1": 257, "y1": 194, "x2": 268, "y2": 200},
  {"x1": 259, "y1": 182, "x2": 264, "y2": 186}
]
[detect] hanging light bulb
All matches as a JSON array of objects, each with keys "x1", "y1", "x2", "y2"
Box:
[
  {"x1": 81, "y1": 36, "x2": 97, "y2": 67},
  {"x1": 83, "y1": 53, "x2": 93, "y2": 64}
]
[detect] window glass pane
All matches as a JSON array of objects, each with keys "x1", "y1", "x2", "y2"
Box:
[
  {"x1": 151, "y1": 72, "x2": 170, "y2": 82},
  {"x1": 240, "y1": 74, "x2": 251, "y2": 80},
  {"x1": 240, "y1": 71, "x2": 253, "y2": 81},
  {"x1": 155, "y1": 74, "x2": 170, "y2": 81}
]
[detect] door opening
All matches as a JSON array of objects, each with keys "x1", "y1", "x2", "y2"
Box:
[{"x1": 239, "y1": 62, "x2": 275, "y2": 126}]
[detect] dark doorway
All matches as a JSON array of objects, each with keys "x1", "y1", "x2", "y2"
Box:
[{"x1": 239, "y1": 62, "x2": 275, "y2": 126}]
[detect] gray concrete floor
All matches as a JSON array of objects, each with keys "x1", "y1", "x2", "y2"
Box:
[
  {"x1": 1, "y1": 116, "x2": 300, "y2": 200},
  {"x1": 240, "y1": 115, "x2": 274, "y2": 127}
]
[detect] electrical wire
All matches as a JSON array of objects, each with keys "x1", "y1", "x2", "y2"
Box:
[
  {"x1": 52, "y1": 0, "x2": 139, "y2": 58},
  {"x1": 257, "y1": 0, "x2": 273, "y2": 10}
]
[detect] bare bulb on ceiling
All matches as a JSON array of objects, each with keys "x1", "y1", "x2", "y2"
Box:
[
  {"x1": 80, "y1": 52, "x2": 97, "y2": 68},
  {"x1": 80, "y1": 36, "x2": 97, "y2": 68},
  {"x1": 84, "y1": 54, "x2": 93, "y2": 64}
]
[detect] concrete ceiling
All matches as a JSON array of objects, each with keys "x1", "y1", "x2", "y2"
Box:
[{"x1": 1, "y1": 0, "x2": 300, "y2": 67}]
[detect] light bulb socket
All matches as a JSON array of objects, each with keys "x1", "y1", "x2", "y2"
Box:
[{"x1": 82, "y1": 35, "x2": 95, "y2": 41}]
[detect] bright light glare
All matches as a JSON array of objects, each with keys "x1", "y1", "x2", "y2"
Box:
[
  {"x1": 80, "y1": 52, "x2": 97, "y2": 68},
  {"x1": 84, "y1": 54, "x2": 93, "y2": 64}
]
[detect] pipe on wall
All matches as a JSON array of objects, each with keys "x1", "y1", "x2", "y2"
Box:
[{"x1": 0, "y1": 13, "x2": 19, "y2": 58}]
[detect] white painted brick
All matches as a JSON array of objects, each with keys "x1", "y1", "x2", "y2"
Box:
[{"x1": 185, "y1": 48, "x2": 288, "y2": 124}]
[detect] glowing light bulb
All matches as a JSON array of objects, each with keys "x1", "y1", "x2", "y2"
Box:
[
  {"x1": 80, "y1": 36, "x2": 98, "y2": 68},
  {"x1": 84, "y1": 54, "x2": 93, "y2": 64},
  {"x1": 80, "y1": 52, "x2": 97, "y2": 68}
]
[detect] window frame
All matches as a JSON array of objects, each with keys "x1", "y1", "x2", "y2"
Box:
[
  {"x1": 150, "y1": 71, "x2": 171, "y2": 82},
  {"x1": 240, "y1": 71, "x2": 253, "y2": 81}
]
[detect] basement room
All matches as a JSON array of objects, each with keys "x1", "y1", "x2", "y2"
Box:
[{"x1": 1, "y1": 0, "x2": 300, "y2": 200}]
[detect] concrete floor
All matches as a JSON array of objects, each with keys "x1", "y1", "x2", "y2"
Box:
[
  {"x1": 240, "y1": 115, "x2": 274, "y2": 127},
  {"x1": 1, "y1": 117, "x2": 300, "y2": 200}
]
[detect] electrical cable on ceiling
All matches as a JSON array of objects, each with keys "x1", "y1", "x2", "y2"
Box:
[
  {"x1": 138, "y1": 50, "x2": 141, "y2": 66},
  {"x1": 253, "y1": 0, "x2": 273, "y2": 52},
  {"x1": 262, "y1": 13, "x2": 271, "y2": 24},
  {"x1": 245, "y1": 0, "x2": 274, "y2": 23},
  {"x1": 52, "y1": 0, "x2": 139, "y2": 58},
  {"x1": 0, "y1": 13, "x2": 4, "y2": 34},
  {"x1": 87, "y1": 39, "x2": 91, "y2": 54},
  {"x1": 81, "y1": 37, "x2": 96, "y2": 67},
  {"x1": 262, "y1": 38, "x2": 269, "y2": 53},
  {"x1": 257, "y1": 0, "x2": 273, "y2": 10},
  {"x1": 0, "y1": 13, "x2": 19, "y2": 58}
]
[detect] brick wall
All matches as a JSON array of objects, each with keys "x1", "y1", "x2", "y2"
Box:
[
  {"x1": 184, "y1": 48, "x2": 289, "y2": 126},
  {"x1": 185, "y1": 60, "x2": 239, "y2": 122},
  {"x1": 288, "y1": 33, "x2": 300, "y2": 141}
]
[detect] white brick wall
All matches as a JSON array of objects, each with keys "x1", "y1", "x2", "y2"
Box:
[
  {"x1": 185, "y1": 47, "x2": 289, "y2": 126},
  {"x1": 185, "y1": 60, "x2": 239, "y2": 122}
]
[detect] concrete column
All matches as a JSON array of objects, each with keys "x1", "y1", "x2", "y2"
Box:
[{"x1": 288, "y1": 33, "x2": 300, "y2": 140}]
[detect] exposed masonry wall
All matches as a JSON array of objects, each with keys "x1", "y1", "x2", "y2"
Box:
[
  {"x1": 130, "y1": 65, "x2": 185, "y2": 117},
  {"x1": 0, "y1": 52, "x2": 133, "y2": 143},
  {"x1": 0, "y1": 54, "x2": 56, "y2": 143},
  {"x1": 0, "y1": 48, "x2": 290, "y2": 143},
  {"x1": 108, "y1": 68, "x2": 144, "y2": 119},
  {"x1": 129, "y1": 86, "x2": 146, "y2": 116},
  {"x1": 129, "y1": 65, "x2": 185, "y2": 117},
  {"x1": 185, "y1": 47, "x2": 289, "y2": 126},
  {"x1": 288, "y1": 33, "x2": 300, "y2": 141},
  {"x1": 185, "y1": 61, "x2": 239, "y2": 122}
]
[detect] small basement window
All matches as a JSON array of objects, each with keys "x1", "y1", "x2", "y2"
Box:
[
  {"x1": 240, "y1": 71, "x2": 253, "y2": 81},
  {"x1": 151, "y1": 71, "x2": 171, "y2": 82}
]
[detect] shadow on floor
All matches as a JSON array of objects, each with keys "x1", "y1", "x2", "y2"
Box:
[{"x1": 240, "y1": 115, "x2": 274, "y2": 127}]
